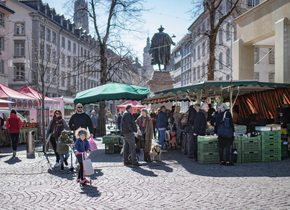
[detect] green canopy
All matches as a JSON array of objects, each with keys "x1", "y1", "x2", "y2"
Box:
[
  {"x1": 64, "y1": 104, "x2": 74, "y2": 109},
  {"x1": 74, "y1": 82, "x2": 150, "y2": 105}
]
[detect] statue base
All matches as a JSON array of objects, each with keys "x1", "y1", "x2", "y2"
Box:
[{"x1": 146, "y1": 71, "x2": 175, "y2": 110}]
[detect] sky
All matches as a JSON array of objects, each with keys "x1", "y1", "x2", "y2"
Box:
[{"x1": 47, "y1": 0, "x2": 194, "y2": 64}]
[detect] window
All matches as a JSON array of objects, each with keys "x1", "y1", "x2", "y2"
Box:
[
  {"x1": 219, "y1": 53, "x2": 223, "y2": 69},
  {"x1": 197, "y1": 65, "x2": 200, "y2": 79},
  {"x1": 0, "y1": 60, "x2": 4, "y2": 74},
  {"x1": 193, "y1": 48, "x2": 196, "y2": 62},
  {"x1": 60, "y1": 18, "x2": 63, "y2": 26},
  {"x1": 14, "y1": 63, "x2": 25, "y2": 80},
  {"x1": 62, "y1": 37, "x2": 65, "y2": 49},
  {"x1": 39, "y1": 44, "x2": 44, "y2": 57},
  {"x1": 73, "y1": 43, "x2": 76, "y2": 54},
  {"x1": 254, "y1": 72, "x2": 259, "y2": 81},
  {"x1": 73, "y1": 57, "x2": 76, "y2": 68},
  {"x1": 226, "y1": 0, "x2": 232, "y2": 12},
  {"x1": 46, "y1": 28, "x2": 51, "y2": 41},
  {"x1": 61, "y1": 53, "x2": 65, "y2": 66},
  {"x1": 269, "y1": 72, "x2": 275, "y2": 83},
  {"x1": 61, "y1": 72, "x2": 66, "y2": 87},
  {"x1": 219, "y1": 30, "x2": 223, "y2": 44},
  {"x1": 68, "y1": 56, "x2": 71, "y2": 68},
  {"x1": 226, "y1": 48, "x2": 231, "y2": 65},
  {"x1": 226, "y1": 23, "x2": 230, "y2": 40},
  {"x1": 84, "y1": 49, "x2": 87, "y2": 59},
  {"x1": 0, "y1": 13, "x2": 4, "y2": 27},
  {"x1": 46, "y1": 45, "x2": 51, "y2": 60},
  {"x1": 14, "y1": 40, "x2": 25, "y2": 57},
  {"x1": 219, "y1": 76, "x2": 223, "y2": 81},
  {"x1": 248, "y1": 0, "x2": 259, "y2": 7},
  {"x1": 174, "y1": 61, "x2": 181, "y2": 70},
  {"x1": 254, "y1": 47, "x2": 259, "y2": 64},
  {"x1": 68, "y1": 40, "x2": 71, "y2": 51},
  {"x1": 40, "y1": 25, "x2": 45, "y2": 39},
  {"x1": 52, "y1": 51, "x2": 56, "y2": 63},
  {"x1": 197, "y1": 45, "x2": 200, "y2": 58},
  {"x1": 15, "y1": 23, "x2": 25, "y2": 35},
  {"x1": 52, "y1": 31, "x2": 56, "y2": 44},
  {"x1": 202, "y1": 42, "x2": 205, "y2": 56},
  {"x1": 193, "y1": 68, "x2": 196, "y2": 81},
  {"x1": 202, "y1": 63, "x2": 205, "y2": 78},
  {"x1": 0, "y1": 37, "x2": 4, "y2": 50},
  {"x1": 269, "y1": 48, "x2": 275, "y2": 64}
]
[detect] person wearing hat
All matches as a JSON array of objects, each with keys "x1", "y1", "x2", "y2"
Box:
[
  {"x1": 58, "y1": 130, "x2": 74, "y2": 170},
  {"x1": 74, "y1": 128, "x2": 91, "y2": 184},
  {"x1": 136, "y1": 109, "x2": 153, "y2": 162},
  {"x1": 90, "y1": 110, "x2": 98, "y2": 138}
]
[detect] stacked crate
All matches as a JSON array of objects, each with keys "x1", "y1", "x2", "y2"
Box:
[
  {"x1": 241, "y1": 136, "x2": 262, "y2": 162},
  {"x1": 197, "y1": 136, "x2": 219, "y2": 164},
  {"x1": 233, "y1": 136, "x2": 243, "y2": 163},
  {"x1": 102, "y1": 134, "x2": 122, "y2": 154},
  {"x1": 260, "y1": 131, "x2": 281, "y2": 161},
  {"x1": 281, "y1": 134, "x2": 288, "y2": 158}
]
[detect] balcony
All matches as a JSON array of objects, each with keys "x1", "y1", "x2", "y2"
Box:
[
  {"x1": 173, "y1": 81, "x2": 181, "y2": 88},
  {"x1": 174, "y1": 55, "x2": 181, "y2": 63},
  {"x1": 173, "y1": 67, "x2": 181, "y2": 77}
]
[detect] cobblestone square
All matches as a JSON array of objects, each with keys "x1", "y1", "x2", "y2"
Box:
[{"x1": 1, "y1": 139, "x2": 290, "y2": 210}]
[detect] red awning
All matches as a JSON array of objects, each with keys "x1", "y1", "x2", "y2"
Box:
[
  {"x1": 17, "y1": 85, "x2": 57, "y2": 102},
  {"x1": 0, "y1": 83, "x2": 36, "y2": 100},
  {"x1": 116, "y1": 100, "x2": 146, "y2": 109}
]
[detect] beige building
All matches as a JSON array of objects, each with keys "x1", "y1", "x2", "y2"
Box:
[{"x1": 233, "y1": 0, "x2": 290, "y2": 83}]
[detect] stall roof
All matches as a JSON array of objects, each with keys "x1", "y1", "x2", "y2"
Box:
[
  {"x1": 142, "y1": 80, "x2": 290, "y2": 104},
  {"x1": 0, "y1": 83, "x2": 36, "y2": 100},
  {"x1": 17, "y1": 86, "x2": 58, "y2": 102}
]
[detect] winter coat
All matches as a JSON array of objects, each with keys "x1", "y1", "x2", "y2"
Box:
[
  {"x1": 157, "y1": 111, "x2": 168, "y2": 130},
  {"x1": 136, "y1": 116, "x2": 153, "y2": 153},
  {"x1": 193, "y1": 110, "x2": 207, "y2": 136},
  {"x1": 214, "y1": 110, "x2": 235, "y2": 135},
  {"x1": 74, "y1": 138, "x2": 91, "y2": 153},
  {"x1": 46, "y1": 119, "x2": 70, "y2": 139},
  {"x1": 58, "y1": 135, "x2": 74, "y2": 154},
  {"x1": 90, "y1": 114, "x2": 98, "y2": 127},
  {"x1": 6, "y1": 113, "x2": 22, "y2": 133},
  {"x1": 121, "y1": 110, "x2": 137, "y2": 134},
  {"x1": 69, "y1": 111, "x2": 93, "y2": 134},
  {"x1": 185, "y1": 108, "x2": 197, "y2": 134}
]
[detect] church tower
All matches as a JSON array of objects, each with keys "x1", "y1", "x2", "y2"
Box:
[
  {"x1": 74, "y1": 0, "x2": 89, "y2": 32},
  {"x1": 143, "y1": 37, "x2": 154, "y2": 74}
]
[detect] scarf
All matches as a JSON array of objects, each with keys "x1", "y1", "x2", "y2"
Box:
[
  {"x1": 49, "y1": 116, "x2": 64, "y2": 138},
  {"x1": 141, "y1": 116, "x2": 147, "y2": 132}
]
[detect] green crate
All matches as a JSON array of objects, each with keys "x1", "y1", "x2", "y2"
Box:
[
  {"x1": 259, "y1": 130, "x2": 281, "y2": 137},
  {"x1": 197, "y1": 136, "x2": 218, "y2": 142},
  {"x1": 105, "y1": 144, "x2": 115, "y2": 154},
  {"x1": 262, "y1": 149, "x2": 281, "y2": 156},
  {"x1": 282, "y1": 150, "x2": 289, "y2": 157},
  {"x1": 281, "y1": 141, "x2": 288, "y2": 151},
  {"x1": 261, "y1": 136, "x2": 281, "y2": 144},
  {"x1": 198, "y1": 139, "x2": 218, "y2": 153},
  {"x1": 242, "y1": 137, "x2": 261, "y2": 152},
  {"x1": 102, "y1": 135, "x2": 121, "y2": 144},
  {"x1": 262, "y1": 154, "x2": 281, "y2": 162},
  {"x1": 261, "y1": 142, "x2": 281, "y2": 150},
  {"x1": 242, "y1": 151, "x2": 261, "y2": 162},
  {"x1": 197, "y1": 152, "x2": 219, "y2": 164}
]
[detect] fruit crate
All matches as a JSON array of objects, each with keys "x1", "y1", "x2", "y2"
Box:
[
  {"x1": 105, "y1": 144, "x2": 115, "y2": 154},
  {"x1": 259, "y1": 130, "x2": 281, "y2": 138},
  {"x1": 261, "y1": 142, "x2": 281, "y2": 150},
  {"x1": 261, "y1": 135, "x2": 281, "y2": 144},
  {"x1": 242, "y1": 151, "x2": 261, "y2": 162},
  {"x1": 197, "y1": 138, "x2": 218, "y2": 153},
  {"x1": 241, "y1": 136, "x2": 261, "y2": 152},
  {"x1": 197, "y1": 152, "x2": 219, "y2": 164},
  {"x1": 262, "y1": 154, "x2": 281, "y2": 162},
  {"x1": 262, "y1": 149, "x2": 281, "y2": 156},
  {"x1": 102, "y1": 135, "x2": 121, "y2": 144}
]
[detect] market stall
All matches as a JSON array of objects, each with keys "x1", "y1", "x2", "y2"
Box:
[
  {"x1": 116, "y1": 100, "x2": 146, "y2": 114},
  {"x1": 52, "y1": 96, "x2": 75, "y2": 123}
]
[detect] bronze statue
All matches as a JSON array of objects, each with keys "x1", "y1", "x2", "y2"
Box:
[{"x1": 149, "y1": 26, "x2": 175, "y2": 71}]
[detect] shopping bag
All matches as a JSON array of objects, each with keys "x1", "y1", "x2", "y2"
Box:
[
  {"x1": 45, "y1": 133, "x2": 52, "y2": 153},
  {"x1": 88, "y1": 136, "x2": 98, "y2": 151},
  {"x1": 83, "y1": 157, "x2": 94, "y2": 175}
]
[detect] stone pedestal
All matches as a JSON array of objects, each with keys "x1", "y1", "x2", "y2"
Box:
[{"x1": 146, "y1": 71, "x2": 175, "y2": 110}]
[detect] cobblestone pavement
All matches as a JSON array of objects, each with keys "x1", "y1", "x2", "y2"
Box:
[{"x1": 1, "y1": 137, "x2": 290, "y2": 210}]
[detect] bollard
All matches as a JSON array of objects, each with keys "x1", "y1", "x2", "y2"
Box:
[{"x1": 26, "y1": 130, "x2": 35, "y2": 157}]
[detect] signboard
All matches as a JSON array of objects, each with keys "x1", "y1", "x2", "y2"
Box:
[{"x1": 8, "y1": 97, "x2": 39, "y2": 111}]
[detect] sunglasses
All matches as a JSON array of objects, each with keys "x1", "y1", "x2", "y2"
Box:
[
  {"x1": 77, "y1": 107, "x2": 83, "y2": 108},
  {"x1": 55, "y1": 113, "x2": 61, "y2": 115}
]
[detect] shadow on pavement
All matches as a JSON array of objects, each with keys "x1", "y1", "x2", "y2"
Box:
[
  {"x1": 4, "y1": 157, "x2": 22, "y2": 164},
  {"x1": 47, "y1": 168, "x2": 76, "y2": 181},
  {"x1": 148, "y1": 162, "x2": 173, "y2": 173},
  {"x1": 131, "y1": 166, "x2": 158, "y2": 177},
  {"x1": 80, "y1": 185, "x2": 101, "y2": 197},
  {"x1": 0, "y1": 154, "x2": 9, "y2": 159}
]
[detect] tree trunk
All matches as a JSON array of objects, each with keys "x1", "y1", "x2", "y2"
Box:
[{"x1": 208, "y1": 37, "x2": 216, "y2": 81}]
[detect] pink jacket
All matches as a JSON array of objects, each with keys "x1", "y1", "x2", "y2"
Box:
[{"x1": 6, "y1": 113, "x2": 22, "y2": 133}]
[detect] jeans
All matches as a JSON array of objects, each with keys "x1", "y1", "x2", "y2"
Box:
[
  {"x1": 123, "y1": 132, "x2": 138, "y2": 164},
  {"x1": 50, "y1": 136, "x2": 60, "y2": 163},
  {"x1": 59, "y1": 153, "x2": 69, "y2": 167},
  {"x1": 187, "y1": 133, "x2": 194, "y2": 157},
  {"x1": 219, "y1": 137, "x2": 232, "y2": 162},
  {"x1": 10, "y1": 133, "x2": 19, "y2": 151},
  {"x1": 158, "y1": 130, "x2": 166, "y2": 149},
  {"x1": 176, "y1": 127, "x2": 182, "y2": 145}
]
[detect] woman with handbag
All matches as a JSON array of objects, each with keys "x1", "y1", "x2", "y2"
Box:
[
  {"x1": 215, "y1": 103, "x2": 235, "y2": 166},
  {"x1": 136, "y1": 109, "x2": 153, "y2": 162},
  {"x1": 46, "y1": 110, "x2": 70, "y2": 167}
]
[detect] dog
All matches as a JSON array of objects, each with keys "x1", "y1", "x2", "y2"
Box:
[{"x1": 150, "y1": 144, "x2": 162, "y2": 162}]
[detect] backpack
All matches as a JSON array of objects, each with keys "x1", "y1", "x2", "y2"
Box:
[
  {"x1": 181, "y1": 111, "x2": 189, "y2": 124},
  {"x1": 178, "y1": 112, "x2": 188, "y2": 130},
  {"x1": 218, "y1": 111, "x2": 233, "y2": 139}
]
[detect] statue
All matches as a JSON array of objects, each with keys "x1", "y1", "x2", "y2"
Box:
[{"x1": 149, "y1": 25, "x2": 175, "y2": 71}]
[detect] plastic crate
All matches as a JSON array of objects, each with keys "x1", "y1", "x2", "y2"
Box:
[
  {"x1": 242, "y1": 151, "x2": 261, "y2": 162},
  {"x1": 198, "y1": 139, "x2": 218, "y2": 153},
  {"x1": 259, "y1": 130, "x2": 281, "y2": 137},
  {"x1": 262, "y1": 149, "x2": 281, "y2": 156},
  {"x1": 102, "y1": 135, "x2": 121, "y2": 144},
  {"x1": 261, "y1": 142, "x2": 281, "y2": 150},
  {"x1": 197, "y1": 152, "x2": 219, "y2": 164},
  {"x1": 261, "y1": 136, "x2": 281, "y2": 144},
  {"x1": 197, "y1": 136, "x2": 218, "y2": 142},
  {"x1": 262, "y1": 154, "x2": 281, "y2": 162},
  {"x1": 242, "y1": 137, "x2": 261, "y2": 152},
  {"x1": 105, "y1": 144, "x2": 115, "y2": 154}
]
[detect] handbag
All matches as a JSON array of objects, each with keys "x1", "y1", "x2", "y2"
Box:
[
  {"x1": 218, "y1": 111, "x2": 233, "y2": 139},
  {"x1": 88, "y1": 136, "x2": 98, "y2": 151},
  {"x1": 83, "y1": 153, "x2": 94, "y2": 175}
]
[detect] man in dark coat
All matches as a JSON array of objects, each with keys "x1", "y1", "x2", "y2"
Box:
[
  {"x1": 193, "y1": 103, "x2": 209, "y2": 159},
  {"x1": 132, "y1": 108, "x2": 141, "y2": 121},
  {"x1": 157, "y1": 105, "x2": 168, "y2": 150},
  {"x1": 121, "y1": 105, "x2": 140, "y2": 166},
  {"x1": 185, "y1": 105, "x2": 197, "y2": 158}
]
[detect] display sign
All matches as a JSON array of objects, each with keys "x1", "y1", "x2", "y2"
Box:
[{"x1": 8, "y1": 97, "x2": 39, "y2": 111}]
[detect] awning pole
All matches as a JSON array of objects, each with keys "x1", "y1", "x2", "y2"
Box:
[
  {"x1": 232, "y1": 86, "x2": 240, "y2": 108},
  {"x1": 230, "y1": 86, "x2": 233, "y2": 114},
  {"x1": 197, "y1": 89, "x2": 200, "y2": 104}
]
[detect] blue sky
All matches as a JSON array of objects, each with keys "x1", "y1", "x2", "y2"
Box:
[{"x1": 47, "y1": 0, "x2": 194, "y2": 63}]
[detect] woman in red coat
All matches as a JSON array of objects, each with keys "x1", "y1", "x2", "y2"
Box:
[{"x1": 6, "y1": 109, "x2": 22, "y2": 157}]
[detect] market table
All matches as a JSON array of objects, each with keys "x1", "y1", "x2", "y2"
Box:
[{"x1": 0, "y1": 128, "x2": 38, "y2": 146}]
